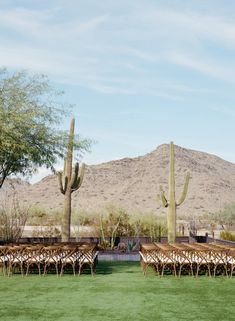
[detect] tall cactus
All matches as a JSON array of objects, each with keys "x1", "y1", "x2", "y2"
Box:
[
  {"x1": 58, "y1": 118, "x2": 85, "y2": 242},
  {"x1": 158, "y1": 142, "x2": 190, "y2": 243}
]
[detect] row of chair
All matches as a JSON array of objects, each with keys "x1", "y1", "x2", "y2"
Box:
[
  {"x1": 0, "y1": 243, "x2": 99, "y2": 276},
  {"x1": 139, "y1": 243, "x2": 235, "y2": 277}
]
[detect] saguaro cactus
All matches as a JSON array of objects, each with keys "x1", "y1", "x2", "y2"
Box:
[
  {"x1": 58, "y1": 118, "x2": 85, "y2": 242},
  {"x1": 158, "y1": 142, "x2": 190, "y2": 243}
]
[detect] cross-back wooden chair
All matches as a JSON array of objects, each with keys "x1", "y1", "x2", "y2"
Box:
[
  {"x1": 139, "y1": 243, "x2": 159, "y2": 276},
  {"x1": 227, "y1": 248, "x2": 235, "y2": 278},
  {"x1": 186, "y1": 244, "x2": 212, "y2": 277},
  {"x1": 24, "y1": 245, "x2": 44, "y2": 276},
  {"x1": 201, "y1": 244, "x2": 229, "y2": 277},
  {"x1": 78, "y1": 244, "x2": 98, "y2": 276},
  {"x1": 154, "y1": 244, "x2": 177, "y2": 277},
  {"x1": 0, "y1": 246, "x2": 9, "y2": 276},
  {"x1": 170, "y1": 244, "x2": 194, "y2": 277},
  {"x1": 7, "y1": 245, "x2": 27, "y2": 276},
  {"x1": 60, "y1": 245, "x2": 79, "y2": 276},
  {"x1": 42, "y1": 245, "x2": 62, "y2": 276}
]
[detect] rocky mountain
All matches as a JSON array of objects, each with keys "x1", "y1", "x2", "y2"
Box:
[{"x1": 2, "y1": 144, "x2": 235, "y2": 218}]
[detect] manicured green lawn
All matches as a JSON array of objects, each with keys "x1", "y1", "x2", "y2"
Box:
[{"x1": 0, "y1": 261, "x2": 234, "y2": 321}]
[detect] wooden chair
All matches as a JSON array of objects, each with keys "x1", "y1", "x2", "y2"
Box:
[
  {"x1": 170, "y1": 244, "x2": 194, "y2": 277},
  {"x1": 60, "y1": 245, "x2": 79, "y2": 276},
  {"x1": 154, "y1": 244, "x2": 177, "y2": 277},
  {"x1": 42, "y1": 245, "x2": 62, "y2": 276},
  {"x1": 25, "y1": 245, "x2": 44, "y2": 276},
  {"x1": 186, "y1": 244, "x2": 212, "y2": 277},
  {"x1": 0, "y1": 246, "x2": 9, "y2": 276},
  {"x1": 139, "y1": 244, "x2": 159, "y2": 276},
  {"x1": 78, "y1": 244, "x2": 98, "y2": 276},
  {"x1": 227, "y1": 248, "x2": 235, "y2": 278},
  {"x1": 7, "y1": 245, "x2": 26, "y2": 276}
]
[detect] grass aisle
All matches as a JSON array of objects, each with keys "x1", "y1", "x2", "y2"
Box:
[{"x1": 0, "y1": 261, "x2": 234, "y2": 321}]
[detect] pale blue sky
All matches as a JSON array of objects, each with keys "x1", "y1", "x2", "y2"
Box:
[{"x1": 1, "y1": 0, "x2": 235, "y2": 182}]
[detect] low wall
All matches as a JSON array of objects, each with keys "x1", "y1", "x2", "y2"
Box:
[
  {"x1": 0, "y1": 236, "x2": 190, "y2": 246},
  {"x1": 15, "y1": 236, "x2": 189, "y2": 244},
  {"x1": 98, "y1": 252, "x2": 140, "y2": 261},
  {"x1": 207, "y1": 237, "x2": 235, "y2": 247}
]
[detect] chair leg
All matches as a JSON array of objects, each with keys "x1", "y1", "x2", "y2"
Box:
[
  {"x1": 1, "y1": 262, "x2": 7, "y2": 276},
  {"x1": 26, "y1": 264, "x2": 30, "y2": 276},
  {"x1": 224, "y1": 264, "x2": 228, "y2": 277},
  {"x1": 78, "y1": 265, "x2": 82, "y2": 275},
  {"x1": 38, "y1": 263, "x2": 42, "y2": 276},
  {"x1": 91, "y1": 264, "x2": 94, "y2": 276},
  {"x1": 72, "y1": 264, "x2": 76, "y2": 276},
  {"x1": 60, "y1": 263, "x2": 64, "y2": 276},
  {"x1": 188, "y1": 264, "x2": 193, "y2": 277},
  {"x1": 158, "y1": 264, "x2": 163, "y2": 277},
  {"x1": 55, "y1": 264, "x2": 58, "y2": 276},
  {"x1": 214, "y1": 265, "x2": 217, "y2": 277},
  {"x1": 230, "y1": 265, "x2": 234, "y2": 278},
  {"x1": 43, "y1": 264, "x2": 47, "y2": 276},
  {"x1": 8, "y1": 263, "x2": 12, "y2": 277},
  {"x1": 207, "y1": 264, "x2": 211, "y2": 277},
  {"x1": 20, "y1": 263, "x2": 24, "y2": 277},
  {"x1": 178, "y1": 265, "x2": 182, "y2": 277},
  {"x1": 143, "y1": 264, "x2": 147, "y2": 276},
  {"x1": 153, "y1": 264, "x2": 159, "y2": 276}
]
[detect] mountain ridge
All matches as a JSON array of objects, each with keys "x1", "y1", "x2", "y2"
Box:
[{"x1": 2, "y1": 144, "x2": 235, "y2": 217}]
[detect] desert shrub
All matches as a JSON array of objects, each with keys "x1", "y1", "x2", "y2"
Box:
[
  {"x1": 0, "y1": 195, "x2": 30, "y2": 242},
  {"x1": 31, "y1": 224, "x2": 61, "y2": 238},
  {"x1": 28, "y1": 206, "x2": 49, "y2": 225},
  {"x1": 99, "y1": 206, "x2": 132, "y2": 249},
  {"x1": 26, "y1": 205, "x2": 168, "y2": 242},
  {"x1": 129, "y1": 212, "x2": 167, "y2": 240},
  {"x1": 220, "y1": 230, "x2": 235, "y2": 241},
  {"x1": 29, "y1": 207, "x2": 61, "y2": 237},
  {"x1": 71, "y1": 210, "x2": 97, "y2": 240},
  {"x1": 213, "y1": 203, "x2": 235, "y2": 230}
]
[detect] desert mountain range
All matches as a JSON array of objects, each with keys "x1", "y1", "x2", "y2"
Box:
[{"x1": 1, "y1": 144, "x2": 235, "y2": 218}]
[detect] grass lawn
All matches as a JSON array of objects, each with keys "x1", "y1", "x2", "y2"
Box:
[{"x1": 0, "y1": 261, "x2": 234, "y2": 321}]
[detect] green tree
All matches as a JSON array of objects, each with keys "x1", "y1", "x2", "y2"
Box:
[{"x1": 0, "y1": 68, "x2": 91, "y2": 188}]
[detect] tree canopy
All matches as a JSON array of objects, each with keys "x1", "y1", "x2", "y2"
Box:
[{"x1": 0, "y1": 68, "x2": 91, "y2": 188}]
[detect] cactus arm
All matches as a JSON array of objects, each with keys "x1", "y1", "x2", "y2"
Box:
[
  {"x1": 58, "y1": 171, "x2": 65, "y2": 194},
  {"x1": 71, "y1": 178, "x2": 81, "y2": 192},
  {"x1": 78, "y1": 163, "x2": 85, "y2": 187},
  {"x1": 176, "y1": 172, "x2": 190, "y2": 206},
  {"x1": 158, "y1": 186, "x2": 168, "y2": 207},
  {"x1": 64, "y1": 176, "x2": 69, "y2": 193},
  {"x1": 71, "y1": 163, "x2": 85, "y2": 192},
  {"x1": 70, "y1": 162, "x2": 79, "y2": 188}
]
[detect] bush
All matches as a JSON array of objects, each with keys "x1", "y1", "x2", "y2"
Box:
[
  {"x1": 0, "y1": 195, "x2": 30, "y2": 242},
  {"x1": 220, "y1": 230, "x2": 235, "y2": 241}
]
